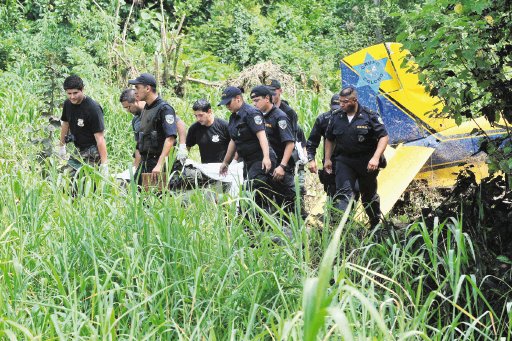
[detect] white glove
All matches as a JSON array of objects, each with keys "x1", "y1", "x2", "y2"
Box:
[
  {"x1": 177, "y1": 144, "x2": 188, "y2": 162},
  {"x1": 57, "y1": 145, "x2": 66, "y2": 159},
  {"x1": 99, "y1": 163, "x2": 109, "y2": 177},
  {"x1": 295, "y1": 142, "x2": 308, "y2": 165}
]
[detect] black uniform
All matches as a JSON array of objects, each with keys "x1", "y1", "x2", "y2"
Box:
[
  {"x1": 227, "y1": 103, "x2": 276, "y2": 205},
  {"x1": 186, "y1": 118, "x2": 230, "y2": 163},
  {"x1": 135, "y1": 96, "x2": 177, "y2": 184},
  {"x1": 132, "y1": 114, "x2": 141, "y2": 142},
  {"x1": 306, "y1": 109, "x2": 337, "y2": 198},
  {"x1": 325, "y1": 105, "x2": 388, "y2": 226},
  {"x1": 279, "y1": 100, "x2": 298, "y2": 136},
  {"x1": 61, "y1": 96, "x2": 104, "y2": 164},
  {"x1": 263, "y1": 106, "x2": 296, "y2": 210}
]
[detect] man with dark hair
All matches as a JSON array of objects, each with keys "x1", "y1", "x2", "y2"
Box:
[
  {"x1": 324, "y1": 87, "x2": 389, "y2": 227},
  {"x1": 128, "y1": 73, "x2": 178, "y2": 185},
  {"x1": 186, "y1": 99, "x2": 230, "y2": 163},
  {"x1": 306, "y1": 93, "x2": 341, "y2": 198},
  {"x1": 250, "y1": 85, "x2": 296, "y2": 213},
  {"x1": 266, "y1": 79, "x2": 298, "y2": 134},
  {"x1": 59, "y1": 74, "x2": 108, "y2": 174},
  {"x1": 218, "y1": 86, "x2": 275, "y2": 208},
  {"x1": 119, "y1": 88, "x2": 188, "y2": 171}
]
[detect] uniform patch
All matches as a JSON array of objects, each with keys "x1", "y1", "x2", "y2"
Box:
[
  {"x1": 212, "y1": 134, "x2": 219, "y2": 142},
  {"x1": 165, "y1": 114, "x2": 175, "y2": 125},
  {"x1": 77, "y1": 119, "x2": 84, "y2": 127},
  {"x1": 356, "y1": 125, "x2": 369, "y2": 129},
  {"x1": 254, "y1": 116, "x2": 263, "y2": 125},
  {"x1": 278, "y1": 120, "x2": 287, "y2": 130},
  {"x1": 378, "y1": 117, "x2": 384, "y2": 124}
]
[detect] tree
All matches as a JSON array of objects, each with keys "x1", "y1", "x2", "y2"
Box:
[{"x1": 398, "y1": 0, "x2": 512, "y2": 179}]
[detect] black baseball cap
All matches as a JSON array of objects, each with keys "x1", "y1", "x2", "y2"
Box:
[
  {"x1": 250, "y1": 85, "x2": 272, "y2": 99},
  {"x1": 330, "y1": 93, "x2": 341, "y2": 110},
  {"x1": 218, "y1": 86, "x2": 242, "y2": 106},
  {"x1": 265, "y1": 79, "x2": 281, "y2": 90},
  {"x1": 128, "y1": 73, "x2": 157, "y2": 87}
]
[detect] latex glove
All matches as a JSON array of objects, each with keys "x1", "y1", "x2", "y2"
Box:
[
  {"x1": 99, "y1": 163, "x2": 109, "y2": 177},
  {"x1": 177, "y1": 144, "x2": 188, "y2": 162},
  {"x1": 57, "y1": 145, "x2": 66, "y2": 159},
  {"x1": 295, "y1": 142, "x2": 308, "y2": 165}
]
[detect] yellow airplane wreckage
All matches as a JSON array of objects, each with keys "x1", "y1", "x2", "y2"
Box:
[{"x1": 340, "y1": 43, "x2": 506, "y2": 214}]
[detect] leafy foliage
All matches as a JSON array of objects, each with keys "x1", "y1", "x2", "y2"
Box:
[{"x1": 398, "y1": 0, "x2": 512, "y2": 178}]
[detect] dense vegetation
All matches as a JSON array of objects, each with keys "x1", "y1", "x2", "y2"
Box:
[{"x1": 0, "y1": 0, "x2": 511, "y2": 339}]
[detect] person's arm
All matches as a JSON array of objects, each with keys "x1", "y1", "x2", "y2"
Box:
[
  {"x1": 273, "y1": 141, "x2": 294, "y2": 181},
  {"x1": 368, "y1": 135, "x2": 389, "y2": 172},
  {"x1": 306, "y1": 117, "x2": 323, "y2": 173},
  {"x1": 220, "y1": 140, "x2": 236, "y2": 176},
  {"x1": 324, "y1": 138, "x2": 334, "y2": 174},
  {"x1": 133, "y1": 149, "x2": 141, "y2": 168},
  {"x1": 152, "y1": 136, "x2": 175, "y2": 174},
  {"x1": 94, "y1": 131, "x2": 108, "y2": 165},
  {"x1": 255, "y1": 130, "x2": 271, "y2": 173},
  {"x1": 177, "y1": 119, "x2": 187, "y2": 144},
  {"x1": 60, "y1": 122, "x2": 69, "y2": 146}
]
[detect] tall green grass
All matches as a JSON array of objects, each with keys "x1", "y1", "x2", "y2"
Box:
[{"x1": 0, "y1": 76, "x2": 510, "y2": 339}]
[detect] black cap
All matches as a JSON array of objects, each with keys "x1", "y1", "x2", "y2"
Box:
[
  {"x1": 264, "y1": 79, "x2": 281, "y2": 90},
  {"x1": 218, "y1": 86, "x2": 242, "y2": 106},
  {"x1": 330, "y1": 93, "x2": 341, "y2": 110},
  {"x1": 250, "y1": 85, "x2": 272, "y2": 99},
  {"x1": 128, "y1": 73, "x2": 157, "y2": 87}
]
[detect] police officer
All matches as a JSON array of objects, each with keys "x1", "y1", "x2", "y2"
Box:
[
  {"x1": 218, "y1": 86, "x2": 275, "y2": 208},
  {"x1": 306, "y1": 93, "x2": 341, "y2": 198},
  {"x1": 266, "y1": 79, "x2": 299, "y2": 135},
  {"x1": 128, "y1": 73, "x2": 178, "y2": 185},
  {"x1": 186, "y1": 99, "x2": 230, "y2": 163},
  {"x1": 324, "y1": 87, "x2": 389, "y2": 227},
  {"x1": 250, "y1": 85, "x2": 296, "y2": 212},
  {"x1": 59, "y1": 75, "x2": 108, "y2": 174},
  {"x1": 120, "y1": 88, "x2": 188, "y2": 171}
]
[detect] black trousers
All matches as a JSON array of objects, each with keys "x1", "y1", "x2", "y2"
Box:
[
  {"x1": 334, "y1": 154, "x2": 381, "y2": 226},
  {"x1": 244, "y1": 159, "x2": 275, "y2": 209}
]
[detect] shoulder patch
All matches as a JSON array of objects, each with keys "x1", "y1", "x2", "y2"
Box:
[
  {"x1": 165, "y1": 114, "x2": 175, "y2": 125},
  {"x1": 278, "y1": 120, "x2": 287, "y2": 130},
  {"x1": 254, "y1": 115, "x2": 263, "y2": 125}
]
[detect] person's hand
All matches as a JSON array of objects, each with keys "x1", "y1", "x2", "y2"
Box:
[
  {"x1": 99, "y1": 163, "x2": 109, "y2": 177},
  {"x1": 308, "y1": 159, "x2": 318, "y2": 173},
  {"x1": 177, "y1": 144, "x2": 188, "y2": 163},
  {"x1": 219, "y1": 161, "x2": 229, "y2": 176},
  {"x1": 324, "y1": 159, "x2": 333, "y2": 174},
  {"x1": 272, "y1": 165, "x2": 285, "y2": 182},
  {"x1": 367, "y1": 156, "x2": 379, "y2": 172},
  {"x1": 151, "y1": 163, "x2": 162, "y2": 181},
  {"x1": 57, "y1": 145, "x2": 66, "y2": 159},
  {"x1": 262, "y1": 156, "x2": 271, "y2": 173}
]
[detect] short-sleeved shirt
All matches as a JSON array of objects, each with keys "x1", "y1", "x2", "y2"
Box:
[
  {"x1": 306, "y1": 110, "x2": 334, "y2": 161},
  {"x1": 227, "y1": 103, "x2": 268, "y2": 161},
  {"x1": 263, "y1": 106, "x2": 294, "y2": 162},
  {"x1": 326, "y1": 105, "x2": 387, "y2": 157},
  {"x1": 144, "y1": 96, "x2": 177, "y2": 138},
  {"x1": 61, "y1": 96, "x2": 104, "y2": 150},
  {"x1": 279, "y1": 100, "x2": 298, "y2": 136},
  {"x1": 137, "y1": 96, "x2": 177, "y2": 156},
  {"x1": 186, "y1": 118, "x2": 230, "y2": 163},
  {"x1": 132, "y1": 114, "x2": 141, "y2": 142}
]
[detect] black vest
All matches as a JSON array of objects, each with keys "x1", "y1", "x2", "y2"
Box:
[{"x1": 139, "y1": 101, "x2": 167, "y2": 155}]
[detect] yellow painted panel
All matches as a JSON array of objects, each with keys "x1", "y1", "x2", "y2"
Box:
[{"x1": 378, "y1": 145, "x2": 435, "y2": 215}]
